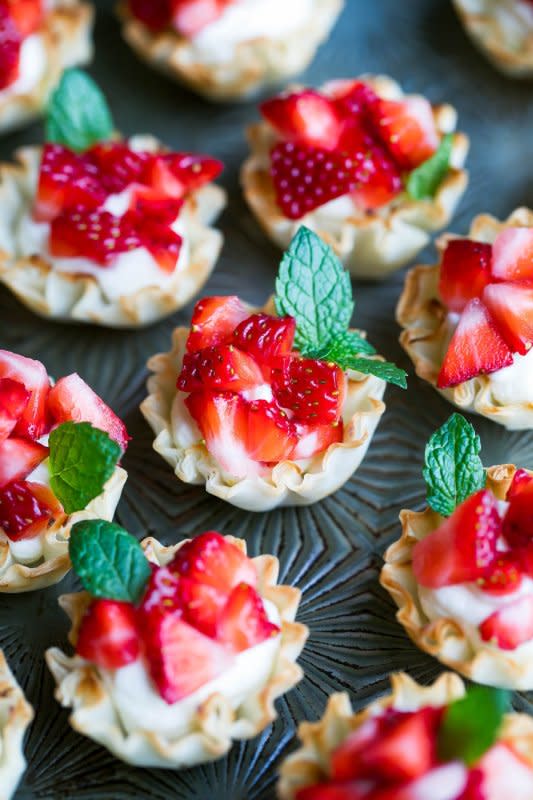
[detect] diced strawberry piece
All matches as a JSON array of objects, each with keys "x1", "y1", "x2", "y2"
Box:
[
  {"x1": 503, "y1": 477, "x2": 533, "y2": 549},
  {"x1": 47, "y1": 373, "x2": 129, "y2": 452},
  {"x1": 491, "y1": 227, "x2": 533, "y2": 282},
  {"x1": 5, "y1": 0, "x2": 43, "y2": 36},
  {"x1": 438, "y1": 239, "x2": 493, "y2": 313},
  {"x1": 140, "y1": 615, "x2": 232, "y2": 703},
  {"x1": 178, "y1": 577, "x2": 226, "y2": 639},
  {"x1": 0, "y1": 438, "x2": 48, "y2": 488},
  {"x1": 0, "y1": 6, "x2": 20, "y2": 90},
  {"x1": 246, "y1": 400, "x2": 297, "y2": 462},
  {"x1": 0, "y1": 379, "x2": 30, "y2": 441},
  {"x1": 76, "y1": 599, "x2": 139, "y2": 670},
  {"x1": 292, "y1": 421, "x2": 343, "y2": 459},
  {"x1": 217, "y1": 583, "x2": 279, "y2": 653},
  {"x1": 128, "y1": 0, "x2": 171, "y2": 30},
  {"x1": 139, "y1": 564, "x2": 183, "y2": 618},
  {"x1": 477, "y1": 553, "x2": 523, "y2": 595},
  {"x1": 50, "y1": 208, "x2": 142, "y2": 266},
  {"x1": 507, "y1": 468, "x2": 533, "y2": 500},
  {"x1": 372, "y1": 763, "x2": 469, "y2": 800},
  {"x1": 412, "y1": 489, "x2": 501, "y2": 587},
  {"x1": 125, "y1": 212, "x2": 182, "y2": 273},
  {"x1": 34, "y1": 144, "x2": 105, "y2": 223},
  {"x1": 261, "y1": 90, "x2": 343, "y2": 150},
  {"x1": 458, "y1": 769, "x2": 485, "y2": 800},
  {"x1": 272, "y1": 357, "x2": 346, "y2": 424},
  {"x1": 478, "y1": 743, "x2": 533, "y2": 800},
  {"x1": 186, "y1": 296, "x2": 250, "y2": 353},
  {"x1": 483, "y1": 281, "x2": 533, "y2": 355},
  {"x1": 170, "y1": 531, "x2": 257, "y2": 593},
  {"x1": 479, "y1": 595, "x2": 533, "y2": 650},
  {"x1": 0, "y1": 350, "x2": 50, "y2": 441},
  {"x1": 88, "y1": 142, "x2": 153, "y2": 194},
  {"x1": 437, "y1": 298, "x2": 513, "y2": 388},
  {"x1": 177, "y1": 344, "x2": 264, "y2": 393},
  {"x1": 129, "y1": 189, "x2": 184, "y2": 225},
  {"x1": 231, "y1": 313, "x2": 296, "y2": 366},
  {"x1": 148, "y1": 152, "x2": 223, "y2": 197},
  {"x1": 0, "y1": 480, "x2": 62, "y2": 540},
  {"x1": 330, "y1": 80, "x2": 380, "y2": 117},
  {"x1": 171, "y1": 0, "x2": 225, "y2": 38},
  {"x1": 295, "y1": 785, "x2": 371, "y2": 800},
  {"x1": 371, "y1": 96, "x2": 439, "y2": 170}
]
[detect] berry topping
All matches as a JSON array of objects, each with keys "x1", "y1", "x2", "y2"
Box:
[
  {"x1": 438, "y1": 239, "x2": 493, "y2": 313},
  {"x1": 127, "y1": 0, "x2": 172, "y2": 30},
  {"x1": 370, "y1": 96, "x2": 439, "y2": 170},
  {"x1": 502, "y1": 471, "x2": 533, "y2": 549},
  {"x1": 50, "y1": 208, "x2": 142, "y2": 265},
  {"x1": 479, "y1": 595, "x2": 533, "y2": 650},
  {"x1": 185, "y1": 391, "x2": 251, "y2": 476},
  {"x1": 0, "y1": 5, "x2": 20, "y2": 90},
  {"x1": 245, "y1": 400, "x2": 297, "y2": 462},
  {"x1": 491, "y1": 227, "x2": 533, "y2": 282},
  {"x1": 483, "y1": 280, "x2": 533, "y2": 356},
  {"x1": 177, "y1": 344, "x2": 264, "y2": 393},
  {"x1": 178, "y1": 577, "x2": 226, "y2": 639},
  {"x1": 150, "y1": 152, "x2": 223, "y2": 196},
  {"x1": 271, "y1": 357, "x2": 345, "y2": 424},
  {"x1": 477, "y1": 554, "x2": 523, "y2": 596},
  {"x1": 232, "y1": 313, "x2": 296, "y2": 366},
  {"x1": 0, "y1": 379, "x2": 30, "y2": 441},
  {"x1": 261, "y1": 90, "x2": 343, "y2": 150},
  {"x1": 76, "y1": 599, "x2": 140, "y2": 670},
  {"x1": 292, "y1": 421, "x2": 343, "y2": 459},
  {"x1": 171, "y1": 0, "x2": 230, "y2": 38},
  {"x1": 34, "y1": 144, "x2": 105, "y2": 223},
  {"x1": 0, "y1": 438, "x2": 48, "y2": 488},
  {"x1": 186, "y1": 295, "x2": 250, "y2": 353},
  {"x1": 88, "y1": 142, "x2": 152, "y2": 194},
  {"x1": 217, "y1": 583, "x2": 279, "y2": 653},
  {"x1": 169, "y1": 531, "x2": 257, "y2": 594},
  {"x1": 0, "y1": 480, "x2": 62, "y2": 540},
  {"x1": 5, "y1": 0, "x2": 43, "y2": 37},
  {"x1": 0, "y1": 349, "x2": 50, "y2": 440},
  {"x1": 127, "y1": 213, "x2": 183, "y2": 273}
]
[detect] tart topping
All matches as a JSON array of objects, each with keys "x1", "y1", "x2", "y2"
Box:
[
  {"x1": 76, "y1": 599, "x2": 140, "y2": 670},
  {"x1": 0, "y1": 480, "x2": 63, "y2": 541},
  {"x1": 128, "y1": 0, "x2": 235, "y2": 37},
  {"x1": 0, "y1": 0, "x2": 42, "y2": 90}
]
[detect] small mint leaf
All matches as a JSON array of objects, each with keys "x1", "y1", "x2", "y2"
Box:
[
  {"x1": 423, "y1": 413, "x2": 486, "y2": 517},
  {"x1": 49, "y1": 421, "x2": 121, "y2": 514},
  {"x1": 437, "y1": 685, "x2": 509, "y2": 766},
  {"x1": 69, "y1": 520, "x2": 151, "y2": 603},
  {"x1": 275, "y1": 227, "x2": 353, "y2": 352},
  {"x1": 345, "y1": 357, "x2": 407, "y2": 389},
  {"x1": 46, "y1": 69, "x2": 114, "y2": 152},
  {"x1": 304, "y1": 329, "x2": 377, "y2": 361},
  {"x1": 406, "y1": 133, "x2": 454, "y2": 200}
]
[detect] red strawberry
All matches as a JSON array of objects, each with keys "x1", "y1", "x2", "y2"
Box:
[
  {"x1": 491, "y1": 227, "x2": 533, "y2": 282},
  {"x1": 0, "y1": 379, "x2": 30, "y2": 441},
  {"x1": 171, "y1": 0, "x2": 225, "y2": 38},
  {"x1": 0, "y1": 480, "x2": 62, "y2": 540},
  {"x1": 0, "y1": 6, "x2": 20, "y2": 90},
  {"x1": 477, "y1": 554, "x2": 523, "y2": 595},
  {"x1": 88, "y1": 142, "x2": 153, "y2": 194},
  {"x1": 292, "y1": 421, "x2": 343, "y2": 459},
  {"x1": 217, "y1": 583, "x2": 279, "y2": 653},
  {"x1": 0, "y1": 438, "x2": 48, "y2": 488},
  {"x1": 0, "y1": 350, "x2": 50, "y2": 440},
  {"x1": 295, "y1": 785, "x2": 371, "y2": 800},
  {"x1": 139, "y1": 564, "x2": 182, "y2": 618},
  {"x1": 371, "y1": 96, "x2": 439, "y2": 169},
  {"x1": 47, "y1": 373, "x2": 129, "y2": 452},
  {"x1": 507, "y1": 468, "x2": 533, "y2": 500},
  {"x1": 479, "y1": 595, "x2": 533, "y2": 650},
  {"x1": 503, "y1": 476, "x2": 533, "y2": 550},
  {"x1": 140, "y1": 614, "x2": 232, "y2": 703},
  {"x1": 126, "y1": 212, "x2": 183, "y2": 272},
  {"x1": 478, "y1": 743, "x2": 533, "y2": 799},
  {"x1": 232, "y1": 313, "x2": 296, "y2": 366},
  {"x1": 128, "y1": 0, "x2": 171, "y2": 30},
  {"x1": 50, "y1": 209, "x2": 142, "y2": 266},
  {"x1": 438, "y1": 239, "x2": 493, "y2": 313},
  {"x1": 149, "y1": 152, "x2": 223, "y2": 197},
  {"x1": 170, "y1": 531, "x2": 257, "y2": 593},
  {"x1": 246, "y1": 400, "x2": 297, "y2": 462},
  {"x1": 185, "y1": 391, "x2": 253, "y2": 476},
  {"x1": 179, "y1": 577, "x2": 226, "y2": 639},
  {"x1": 272, "y1": 357, "x2": 346, "y2": 424},
  {"x1": 177, "y1": 344, "x2": 264, "y2": 393},
  {"x1": 34, "y1": 145, "x2": 105, "y2": 223},
  {"x1": 129, "y1": 189, "x2": 183, "y2": 225},
  {"x1": 458, "y1": 769, "x2": 485, "y2": 800},
  {"x1": 436, "y1": 298, "x2": 513, "y2": 388},
  {"x1": 186, "y1": 296, "x2": 250, "y2": 353},
  {"x1": 483, "y1": 281, "x2": 533, "y2": 355},
  {"x1": 330, "y1": 80, "x2": 380, "y2": 117},
  {"x1": 412, "y1": 489, "x2": 501, "y2": 587},
  {"x1": 76, "y1": 599, "x2": 140, "y2": 670},
  {"x1": 372, "y1": 763, "x2": 469, "y2": 800},
  {"x1": 5, "y1": 0, "x2": 43, "y2": 36},
  {"x1": 261, "y1": 90, "x2": 343, "y2": 150}
]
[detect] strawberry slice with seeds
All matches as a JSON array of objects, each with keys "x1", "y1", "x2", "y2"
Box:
[
  {"x1": 436, "y1": 298, "x2": 513, "y2": 388},
  {"x1": 503, "y1": 475, "x2": 533, "y2": 549},
  {"x1": 507, "y1": 468, "x2": 533, "y2": 500},
  {"x1": 261, "y1": 90, "x2": 343, "y2": 150},
  {"x1": 0, "y1": 379, "x2": 30, "y2": 441},
  {"x1": 0, "y1": 480, "x2": 62, "y2": 540},
  {"x1": 186, "y1": 296, "x2": 250, "y2": 353},
  {"x1": 246, "y1": 400, "x2": 297, "y2": 462},
  {"x1": 126, "y1": 213, "x2": 183, "y2": 273},
  {"x1": 412, "y1": 489, "x2": 501, "y2": 587},
  {"x1": 0, "y1": 438, "x2": 48, "y2": 488},
  {"x1": 6, "y1": 0, "x2": 43, "y2": 36},
  {"x1": 34, "y1": 144, "x2": 105, "y2": 223},
  {"x1": 76, "y1": 599, "x2": 140, "y2": 670},
  {"x1": 139, "y1": 565, "x2": 182, "y2": 618},
  {"x1": 0, "y1": 350, "x2": 50, "y2": 440},
  {"x1": 128, "y1": 0, "x2": 171, "y2": 30},
  {"x1": 179, "y1": 577, "x2": 226, "y2": 639},
  {"x1": 478, "y1": 553, "x2": 523, "y2": 595},
  {"x1": 491, "y1": 227, "x2": 533, "y2": 282},
  {"x1": 149, "y1": 152, "x2": 223, "y2": 197},
  {"x1": 171, "y1": 0, "x2": 226, "y2": 38},
  {"x1": 217, "y1": 583, "x2": 279, "y2": 653},
  {"x1": 232, "y1": 313, "x2": 296, "y2": 367},
  {"x1": 438, "y1": 239, "x2": 493, "y2": 313},
  {"x1": 129, "y1": 189, "x2": 184, "y2": 225},
  {"x1": 272, "y1": 357, "x2": 346, "y2": 424},
  {"x1": 170, "y1": 531, "x2": 257, "y2": 593},
  {"x1": 483, "y1": 281, "x2": 533, "y2": 355},
  {"x1": 0, "y1": 6, "x2": 20, "y2": 90},
  {"x1": 370, "y1": 96, "x2": 439, "y2": 169},
  {"x1": 330, "y1": 80, "x2": 380, "y2": 117},
  {"x1": 292, "y1": 421, "x2": 343, "y2": 459},
  {"x1": 177, "y1": 344, "x2": 264, "y2": 393},
  {"x1": 479, "y1": 595, "x2": 533, "y2": 650},
  {"x1": 88, "y1": 142, "x2": 153, "y2": 194},
  {"x1": 50, "y1": 208, "x2": 142, "y2": 266}
]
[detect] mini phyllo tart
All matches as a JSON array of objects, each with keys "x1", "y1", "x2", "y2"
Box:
[
  {"x1": 0, "y1": 650, "x2": 33, "y2": 800},
  {"x1": 0, "y1": 70, "x2": 225, "y2": 328},
  {"x1": 0, "y1": 348, "x2": 127, "y2": 593},
  {"x1": 141, "y1": 227, "x2": 406, "y2": 512},
  {"x1": 381, "y1": 413, "x2": 533, "y2": 690},
  {"x1": 0, "y1": 0, "x2": 93, "y2": 134},
  {"x1": 46, "y1": 523, "x2": 308, "y2": 768},
  {"x1": 454, "y1": 0, "x2": 533, "y2": 77},
  {"x1": 241, "y1": 76, "x2": 469, "y2": 280},
  {"x1": 117, "y1": 0, "x2": 344, "y2": 103},
  {"x1": 278, "y1": 672, "x2": 533, "y2": 800},
  {"x1": 398, "y1": 208, "x2": 533, "y2": 430}
]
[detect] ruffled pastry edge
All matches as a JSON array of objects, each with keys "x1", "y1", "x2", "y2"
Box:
[{"x1": 0, "y1": 650, "x2": 34, "y2": 800}]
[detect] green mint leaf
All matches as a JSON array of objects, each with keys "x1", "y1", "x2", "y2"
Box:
[
  {"x1": 49, "y1": 421, "x2": 121, "y2": 514},
  {"x1": 46, "y1": 69, "x2": 114, "y2": 152},
  {"x1": 406, "y1": 133, "x2": 454, "y2": 200},
  {"x1": 275, "y1": 227, "x2": 353, "y2": 352},
  {"x1": 437, "y1": 685, "x2": 510, "y2": 766},
  {"x1": 423, "y1": 413, "x2": 486, "y2": 517},
  {"x1": 69, "y1": 519, "x2": 151, "y2": 603},
  {"x1": 345, "y1": 357, "x2": 408, "y2": 389},
  {"x1": 305, "y1": 329, "x2": 377, "y2": 361}
]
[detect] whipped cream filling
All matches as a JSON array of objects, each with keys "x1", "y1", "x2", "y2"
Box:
[
  {"x1": 6, "y1": 434, "x2": 51, "y2": 564},
  {"x1": 189, "y1": 0, "x2": 313, "y2": 63},
  {"x1": 103, "y1": 599, "x2": 281, "y2": 737},
  {"x1": 0, "y1": 34, "x2": 46, "y2": 99}
]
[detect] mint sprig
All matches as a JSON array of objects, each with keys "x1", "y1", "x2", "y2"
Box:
[
  {"x1": 46, "y1": 69, "x2": 114, "y2": 152},
  {"x1": 275, "y1": 227, "x2": 406, "y2": 388},
  {"x1": 49, "y1": 421, "x2": 121, "y2": 514},
  {"x1": 69, "y1": 520, "x2": 151, "y2": 604},
  {"x1": 423, "y1": 413, "x2": 486, "y2": 517},
  {"x1": 407, "y1": 133, "x2": 454, "y2": 200},
  {"x1": 437, "y1": 684, "x2": 509, "y2": 766}
]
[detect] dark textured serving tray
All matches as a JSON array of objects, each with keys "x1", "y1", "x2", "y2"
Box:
[{"x1": 3, "y1": 1, "x2": 533, "y2": 797}]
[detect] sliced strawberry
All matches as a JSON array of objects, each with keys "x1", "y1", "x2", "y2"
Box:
[
  {"x1": 171, "y1": 0, "x2": 225, "y2": 38},
  {"x1": 491, "y1": 227, "x2": 533, "y2": 282},
  {"x1": 76, "y1": 599, "x2": 139, "y2": 670},
  {"x1": 261, "y1": 90, "x2": 342, "y2": 150},
  {"x1": 6, "y1": 0, "x2": 43, "y2": 36},
  {"x1": 295, "y1": 785, "x2": 372, "y2": 800},
  {"x1": 0, "y1": 438, "x2": 48, "y2": 488},
  {"x1": 503, "y1": 477, "x2": 533, "y2": 549},
  {"x1": 47, "y1": 373, "x2": 129, "y2": 452},
  {"x1": 232, "y1": 313, "x2": 296, "y2": 366},
  {"x1": 507, "y1": 468, "x2": 533, "y2": 500},
  {"x1": 50, "y1": 208, "x2": 142, "y2": 265},
  {"x1": 0, "y1": 480, "x2": 62, "y2": 540},
  {"x1": 217, "y1": 583, "x2": 279, "y2": 653},
  {"x1": 129, "y1": 189, "x2": 183, "y2": 225},
  {"x1": 88, "y1": 142, "x2": 153, "y2": 194},
  {"x1": 186, "y1": 296, "x2": 250, "y2": 353},
  {"x1": 169, "y1": 531, "x2": 257, "y2": 593},
  {"x1": 272, "y1": 357, "x2": 346, "y2": 424},
  {"x1": 372, "y1": 763, "x2": 469, "y2": 800},
  {"x1": 371, "y1": 96, "x2": 439, "y2": 170},
  {"x1": 483, "y1": 281, "x2": 533, "y2": 355},
  {"x1": 34, "y1": 144, "x2": 105, "y2": 223},
  {"x1": 0, "y1": 6, "x2": 20, "y2": 90},
  {"x1": 292, "y1": 421, "x2": 343, "y2": 459},
  {"x1": 330, "y1": 80, "x2": 380, "y2": 117},
  {"x1": 0, "y1": 350, "x2": 50, "y2": 440},
  {"x1": 0, "y1": 379, "x2": 30, "y2": 441},
  {"x1": 140, "y1": 615, "x2": 232, "y2": 703},
  {"x1": 479, "y1": 595, "x2": 533, "y2": 650},
  {"x1": 438, "y1": 239, "x2": 493, "y2": 313},
  {"x1": 139, "y1": 564, "x2": 182, "y2": 618},
  {"x1": 477, "y1": 553, "x2": 523, "y2": 595},
  {"x1": 437, "y1": 298, "x2": 513, "y2": 388},
  {"x1": 179, "y1": 577, "x2": 226, "y2": 639},
  {"x1": 148, "y1": 152, "x2": 223, "y2": 197},
  {"x1": 246, "y1": 400, "x2": 297, "y2": 462},
  {"x1": 458, "y1": 769, "x2": 485, "y2": 800},
  {"x1": 478, "y1": 743, "x2": 533, "y2": 800},
  {"x1": 125, "y1": 212, "x2": 183, "y2": 273},
  {"x1": 177, "y1": 344, "x2": 264, "y2": 393},
  {"x1": 412, "y1": 489, "x2": 501, "y2": 587},
  {"x1": 128, "y1": 0, "x2": 171, "y2": 30}
]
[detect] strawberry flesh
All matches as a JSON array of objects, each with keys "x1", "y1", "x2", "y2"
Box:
[
  {"x1": 483, "y1": 280, "x2": 533, "y2": 356},
  {"x1": 503, "y1": 476, "x2": 533, "y2": 550},
  {"x1": 0, "y1": 350, "x2": 50, "y2": 440},
  {"x1": 477, "y1": 553, "x2": 523, "y2": 596},
  {"x1": 76, "y1": 599, "x2": 140, "y2": 670},
  {"x1": 6, "y1": 0, "x2": 43, "y2": 36},
  {"x1": 34, "y1": 144, "x2": 105, "y2": 223},
  {"x1": 232, "y1": 313, "x2": 296, "y2": 366},
  {"x1": 246, "y1": 400, "x2": 297, "y2": 462},
  {"x1": 128, "y1": 0, "x2": 172, "y2": 30},
  {"x1": 438, "y1": 239, "x2": 493, "y2": 313},
  {"x1": 0, "y1": 6, "x2": 20, "y2": 90},
  {"x1": 292, "y1": 421, "x2": 343, "y2": 459},
  {"x1": 491, "y1": 227, "x2": 533, "y2": 282},
  {"x1": 50, "y1": 208, "x2": 142, "y2": 265},
  {"x1": 479, "y1": 595, "x2": 533, "y2": 650},
  {"x1": 370, "y1": 96, "x2": 439, "y2": 170},
  {"x1": 150, "y1": 152, "x2": 223, "y2": 196},
  {"x1": 179, "y1": 577, "x2": 226, "y2": 639},
  {"x1": 177, "y1": 344, "x2": 264, "y2": 393},
  {"x1": 0, "y1": 378, "x2": 30, "y2": 441},
  {"x1": 272, "y1": 357, "x2": 345, "y2": 424},
  {"x1": 125, "y1": 212, "x2": 183, "y2": 272},
  {"x1": 169, "y1": 531, "x2": 257, "y2": 593},
  {"x1": 217, "y1": 582, "x2": 279, "y2": 653},
  {"x1": 186, "y1": 295, "x2": 250, "y2": 353},
  {"x1": 0, "y1": 437, "x2": 48, "y2": 488},
  {"x1": 0, "y1": 480, "x2": 61, "y2": 540},
  {"x1": 261, "y1": 90, "x2": 343, "y2": 150},
  {"x1": 88, "y1": 142, "x2": 153, "y2": 194},
  {"x1": 171, "y1": 0, "x2": 227, "y2": 38}
]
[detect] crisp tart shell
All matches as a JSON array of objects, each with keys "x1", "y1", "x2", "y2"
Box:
[
  {"x1": 0, "y1": 650, "x2": 33, "y2": 800},
  {"x1": 46, "y1": 535, "x2": 309, "y2": 769}
]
